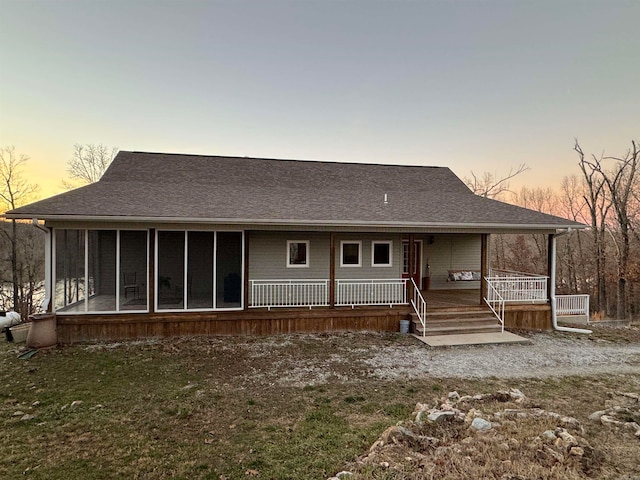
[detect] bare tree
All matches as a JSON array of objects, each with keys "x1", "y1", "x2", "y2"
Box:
[
  {"x1": 558, "y1": 175, "x2": 589, "y2": 293},
  {"x1": 472, "y1": 164, "x2": 533, "y2": 275},
  {"x1": 465, "y1": 163, "x2": 529, "y2": 199},
  {"x1": 597, "y1": 141, "x2": 639, "y2": 320},
  {"x1": 575, "y1": 140, "x2": 612, "y2": 315},
  {"x1": 0, "y1": 146, "x2": 40, "y2": 316},
  {"x1": 64, "y1": 143, "x2": 117, "y2": 188},
  {"x1": 0, "y1": 221, "x2": 44, "y2": 315},
  {"x1": 515, "y1": 186, "x2": 562, "y2": 269},
  {"x1": 576, "y1": 139, "x2": 640, "y2": 319}
]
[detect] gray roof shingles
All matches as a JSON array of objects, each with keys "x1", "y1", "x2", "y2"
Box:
[{"x1": 7, "y1": 151, "x2": 584, "y2": 229}]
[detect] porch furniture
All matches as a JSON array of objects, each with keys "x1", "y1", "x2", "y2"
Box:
[
  {"x1": 123, "y1": 272, "x2": 140, "y2": 299},
  {"x1": 447, "y1": 270, "x2": 481, "y2": 281}
]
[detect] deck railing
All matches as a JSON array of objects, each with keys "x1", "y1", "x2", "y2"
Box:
[
  {"x1": 410, "y1": 278, "x2": 427, "y2": 336},
  {"x1": 556, "y1": 294, "x2": 590, "y2": 321},
  {"x1": 249, "y1": 279, "x2": 329, "y2": 310},
  {"x1": 335, "y1": 279, "x2": 408, "y2": 307},
  {"x1": 485, "y1": 270, "x2": 548, "y2": 303},
  {"x1": 250, "y1": 278, "x2": 410, "y2": 309}
]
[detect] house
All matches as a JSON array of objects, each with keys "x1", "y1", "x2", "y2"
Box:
[{"x1": 6, "y1": 151, "x2": 588, "y2": 343}]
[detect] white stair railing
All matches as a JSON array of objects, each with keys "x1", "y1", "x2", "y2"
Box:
[
  {"x1": 410, "y1": 278, "x2": 427, "y2": 337},
  {"x1": 484, "y1": 278, "x2": 505, "y2": 333}
]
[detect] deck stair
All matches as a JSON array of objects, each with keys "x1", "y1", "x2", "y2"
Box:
[{"x1": 410, "y1": 305, "x2": 502, "y2": 336}]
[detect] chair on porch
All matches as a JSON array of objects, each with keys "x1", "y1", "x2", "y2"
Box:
[
  {"x1": 123, "y1": 272, "x2": 140, "y2": 299},
  {"x1": 174, "y1": 273, "x2": 193, "y2": 299}
]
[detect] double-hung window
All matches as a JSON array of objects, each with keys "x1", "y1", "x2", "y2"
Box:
[
  {"x1": 372, "y1": 241, "x2": 392, "y2": 267},
  {"x1": 287, "y1": 240, "x2": 309, "y2": 267},
  {"x1": 340, "y1": 241, "x2": 361, "y2": 267}
]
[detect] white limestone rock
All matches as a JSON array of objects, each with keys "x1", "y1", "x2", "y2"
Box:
[
  {"x1": 471, "y1": 417, "x2": 492, "y2": 432},
  {"x1": 427, "y1": 410, "x2": 456, "y2": 423}
]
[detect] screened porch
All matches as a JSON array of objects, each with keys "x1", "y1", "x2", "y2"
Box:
[{"x1": 53, "y1": 229, "x2": 244, "y2": 314}]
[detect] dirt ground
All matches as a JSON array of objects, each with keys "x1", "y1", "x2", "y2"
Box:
[
  {"x1": 2, "y1": 323, "x2": 639, "y2": 480},
  {"x1": 82, "y1": 323, "x2": 640, "y2": 388}
]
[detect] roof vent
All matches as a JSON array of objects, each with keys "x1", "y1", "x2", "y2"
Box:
[{"x1": 384, "y1": 193, "x2": 388, "y2": 205}]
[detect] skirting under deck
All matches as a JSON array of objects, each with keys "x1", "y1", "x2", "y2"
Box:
[{"x1": 55, "y1": 306, "x2": 412, "y2": 344}]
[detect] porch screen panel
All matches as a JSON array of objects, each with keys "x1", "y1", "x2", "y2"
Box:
[
  {"x1": 54, "y1": 229, "x2": 86, "y2": 312},
  {"x1": 119, "y1": 231, "x2": 148, "y2": 311},
  {"x1": 157, "y1": 231, "x2": 185, "y2": 310},
  {"x1": 187, "y1": 232, "x2": 214, "y2": 309},
  {"x1": 216, "y1": 232, "x2": 242, "y2": 308},
  {"x1": 88, "y1": 230, "x2": 116, "y2": 312}
]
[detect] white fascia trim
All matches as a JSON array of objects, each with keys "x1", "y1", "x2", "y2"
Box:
[{"x1": 8, "y1": 214, "x2": 587, "y2": 232}]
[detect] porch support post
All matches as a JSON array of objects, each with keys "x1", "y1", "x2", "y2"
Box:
[
  {"x1": 547, "y1": 233, "x2": 554, "y2": 302},
  {"x1": 149, "y1": 228, "x2": 155, "y2": 313},
  {"x1": 244, "y1": 231, "x2": 250, "y2": 310},
  {"x1": 408, "y1": 234, "x2": 416, "y2": 297},
  {"x1": 41, "y1": 225, "x2": 53, "y2": 312},
  {"x1": 480, "y1": 234, "x2": 489, "y2": 305},
  {"x1": 329, "y1": 232, "x2": 336, "y2": 307}
]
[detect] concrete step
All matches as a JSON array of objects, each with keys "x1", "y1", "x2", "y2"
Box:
[{"x1": 413, "y1": 331, "x2": 531, "y2": 347}]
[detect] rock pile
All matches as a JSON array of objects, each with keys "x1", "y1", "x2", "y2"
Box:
[
  {"x1": 328, "y1": 388, "x2": 599, "y2": 480},
  {"x1": 589, "y1": 391, "x2": 640, "y2": 438}
]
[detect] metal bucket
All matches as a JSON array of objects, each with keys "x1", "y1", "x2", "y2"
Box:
[{"x1": 399, "y1": 319, "x2": 410, "y2": 334}]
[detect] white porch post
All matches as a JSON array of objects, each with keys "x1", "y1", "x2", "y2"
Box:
[
  {"x1": 329, "y1": 232, "x2": 336, "y2": 307},
  {"x1": 42, "y1": 225, "x2": 52, "y2": 312}
]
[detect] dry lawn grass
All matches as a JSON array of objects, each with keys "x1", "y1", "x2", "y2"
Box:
[{"x1": 0, "y1": 325, "x2": 639, "y2": 479}]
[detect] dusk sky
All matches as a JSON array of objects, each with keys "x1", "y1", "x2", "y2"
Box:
[{"x1": 1, "y1": 0, "x2": 638, "y2": 200}]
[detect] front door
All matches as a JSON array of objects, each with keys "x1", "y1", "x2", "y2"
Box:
[{"x1": 402, "y1": 240, "x2": 422, "y2": 286}]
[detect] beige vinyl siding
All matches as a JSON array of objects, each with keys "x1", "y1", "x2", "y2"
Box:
[
  {"x1": 248, "y1": 232, "x2": 331, "y2": 279},
  {"x1": 334, "y1": 234, "x2": 403, "y2": 279},
  {"x1": 248, "y1": 232, "x2": 404, "y2": 280},
  {"x1": 422, "y1": 234, "x2": 482, "y2": 290}
]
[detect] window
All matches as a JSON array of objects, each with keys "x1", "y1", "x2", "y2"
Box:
[
  {"x1": 340, "y1": 241, "x2": 361, "y2": 267},
  {"x1": 372, "y1": 241, "x2": 392, "y2": 267},
  {"x1": 287, "y1": 240, "x2": 309, "y2": 267}
]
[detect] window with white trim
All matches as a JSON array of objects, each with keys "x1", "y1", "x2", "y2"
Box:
[
  {"x1": 372, "y1": 241, "x2": 392, "y2": 267},
  {"x1": 287, "y1": 240, "x2": 309, "y2": 267},
  {"x1": 340, "y1": 241, "x2": 361, "y2": 267}
]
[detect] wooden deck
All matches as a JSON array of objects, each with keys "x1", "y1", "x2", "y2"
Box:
[
  {"x1": 52, "y1": 288, "x2": 551, "y2": 343},
  {"x1": 423, "y1": 289, "x2": 483, "y2": 309}
]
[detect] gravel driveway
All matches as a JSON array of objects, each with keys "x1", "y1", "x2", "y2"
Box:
[
  {"x1": 245, "y1": 328, "x2": 640, "y2": 386},
  {"x1": 364, "y1": 331, "x2": 640, "y2": 379}
]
